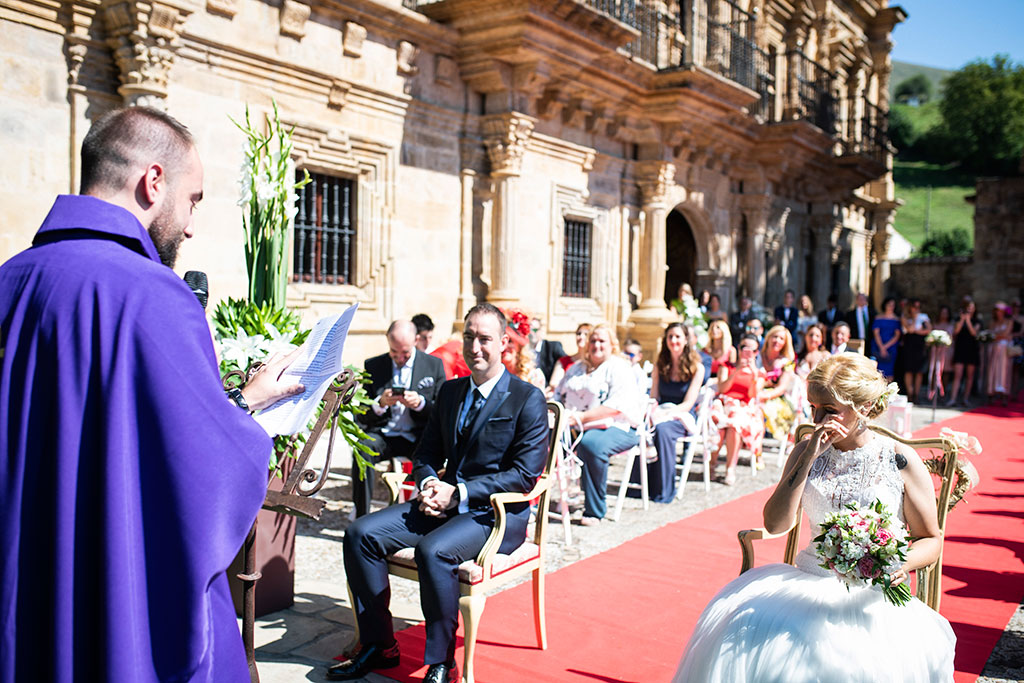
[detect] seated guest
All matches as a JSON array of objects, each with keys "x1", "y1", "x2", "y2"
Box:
[
  {"x1": 554, "y1": 324, "x2": 643, "y2": 526},
  {"x1": 688, "y1": 325, "x2": 714, "y2": 385},
  {"x1": 548, "y1": 321, "x2": 591, "y2": 394},
  {"x1": 528, "y1": 316, "x2": 565, "y2": 386},
  {"x1": 412, "y1": 313, "x2": 435, "y2": 352},
  {"x1": 830, "y1": 321, "x2": 851, "y2": 354},
  {"x1": 818, "y1": 293, "x2": 843, "y2": 339},
  {"x1": 796, "y1": 323, "x2": 830, "y2": 379},
  {"x1": 710, "y1": 334, "x2": 765, "y2": 486},
  {"x1": 430, "y1": 334, "x2": 471, "y2": 380},
  {"x1": 502, "y1": 315, "x2": 546, "y2": 391},
  {"x1": 331, "y1": 304, "x2": 549, "y2": 683},
  {"x1": 758, "y1": 325, "x2": 798, "y2": 466},
  {"x1": 705, "y1": 319, "x2": 736, "y2": 379},
  {"x1": 795, "y1": 294, "x2": 819, "y2": 350},
  {"x1": 353, "y1": 320, "x2": 447, "y2": 518},
  {"x1": 646, "y1": 323, "x2": 706, "y2": 501},
  {"x1": 773, "y1": 289, "x2": 799, "y2": 337},
  {"x1": 623, "y1": 337, "x2": 651, "y2": 394},
  {"x1": 705, "y1": 293, "x2": 727, "y2": 322},
  {"x1": 745, "y1": 318, "x2": 765, "y2": 350}
]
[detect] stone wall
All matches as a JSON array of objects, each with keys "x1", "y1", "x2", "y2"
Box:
[
  {"x1": 968, "y1": 175, "x2": 1024, "y2": 312},
  {"x1": 887, "y1": 256, "x2": 972, "y2": 316}
]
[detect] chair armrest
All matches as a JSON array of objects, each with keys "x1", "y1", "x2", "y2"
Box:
[
  {"x1": 382, "y1": 472, "x2": 412, "y2": 505},
  {"x1": 737, "y1": 515, "x2": 800, "y2": 575},
  {"x1": 475, "y1": 475, "x2": 554, "y2": 573}
]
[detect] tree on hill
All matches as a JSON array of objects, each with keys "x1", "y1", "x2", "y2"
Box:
[
  {"x1": 925, "y1": 55, "x2": 1024, "y2": 175},
  {"x1": 894, "y1": 74, "x2": 933, "y2": 105},
  {"x1": 916, "y1": 227, "x2": 972, "y2": 258}
]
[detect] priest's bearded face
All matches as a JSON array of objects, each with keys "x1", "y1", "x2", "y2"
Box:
[{"x1": 148, "y1": 146, "x2": 204, "y2": 268}]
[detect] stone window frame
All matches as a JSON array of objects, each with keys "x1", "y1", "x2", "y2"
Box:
[
  {"x1": 284, "y1": 117, "x2": 397, "y2": 321},
  {"x1": 548, "y1": 184, "x2": 606, "y2": 331}
]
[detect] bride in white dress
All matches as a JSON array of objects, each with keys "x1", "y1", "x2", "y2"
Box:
[{"x1": 675, "y1": 353, "x2": 955, "y2": 682}]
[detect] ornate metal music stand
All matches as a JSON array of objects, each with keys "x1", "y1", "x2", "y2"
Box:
[{"x1": 237, "y1": 369, "x2": 361, "y2": 682}]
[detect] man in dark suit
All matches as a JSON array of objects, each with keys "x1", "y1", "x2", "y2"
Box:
[
  {"x1": 818, "y1": 293, "x2": 843, "y2": 338},
  {"x1": 329, "y1": 304, "x2": 549, "y2": 683},
  {"x1": 730, "y1": 295, "x2": 754, "y2": 341},
  {"x1": 353, "y1": 320, "x2": 447, "y2": 518},
  {"x1": 528, "y1": 316, "x2": 565, "y2": 385},
  {"x1": 773, "y1": 289, "x2": 798, "y2": 336},
  {"x1": 845, "y1": 292, "x2": 876, "y2": 341}
]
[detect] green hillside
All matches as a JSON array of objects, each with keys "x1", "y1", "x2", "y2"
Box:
[
  {"x1": 890, "y1": 61, "x2": 952, "y2": 100},
  {"x1": 892, "y1": 160, "x2": 975, "y2": 249}
]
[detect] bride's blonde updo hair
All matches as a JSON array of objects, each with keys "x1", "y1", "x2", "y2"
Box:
[{"x1": 806, "y1": 353, "x2": 890, "y2": 419}]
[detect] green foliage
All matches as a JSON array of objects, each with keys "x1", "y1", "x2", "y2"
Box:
[
  {"x1": 916, "y1": 228, "x2": 973, "y2": 258},
  {"x1": 894, "y1": 74, "x2": 933, "y2": 105},
  {"x1": 892, "y1": 161, "x2": 975, "y2": 249},
  {"x1": 211, "y1": 297, "x2": 311, "y2": 348},
  {"x1": 933, "y1": 55, "x2": 1024, "y2": 174},
  {"x1": 232, "y1": 102, "x2": 311, "y2": 310}
]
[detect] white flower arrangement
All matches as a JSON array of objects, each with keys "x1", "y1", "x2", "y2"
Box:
[
  {"x1": 874, "y1": 381, "x2": 900, "y2": 412},
  {"x1": 925, "y1": 329, "x2": 953, "y2": 347}
]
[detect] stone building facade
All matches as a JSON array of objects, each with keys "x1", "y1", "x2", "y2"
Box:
[{"x1": 0, "y1": 0, "x2": 904, "y2": 357}]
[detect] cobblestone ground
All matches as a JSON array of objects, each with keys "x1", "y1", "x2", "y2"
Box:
[{"x1": 251, "y1": 404, "x2": 1022, "y2": 682}]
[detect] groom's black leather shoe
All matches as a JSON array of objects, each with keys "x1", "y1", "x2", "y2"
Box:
[
  {"x1": 422, "y1": 661, "x2": 458, "y2": 683},
  {"x1": 325, "y1": 641, "x2": 400, "y2": 680}
]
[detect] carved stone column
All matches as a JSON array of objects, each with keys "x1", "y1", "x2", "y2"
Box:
[
  {"x1": 812, "y1": 218, "x2": 835, "y2": 309},
  {"x1": 634, "y1": 160, "x2": 675, "y2": 310},
  {"x1": 870, "y1": 212, "x2": 894, "y2": 306},
  {"x1": 456, "y1": 139, "x2": 485, "y2": 326},
  {"x1": 627, "y1": 161, "x2": 678, "y2": 358},
  {"x1": 741, "y1": 195, "x2": 771, "y2": 305},
  {"x1": 102, "y1": 0, "x2": 193, "y2": 108},
  {"x1": 482, "y1": 112, "x2": 534, "y2": 306},
  {"x1": 66, "y1": 0, "x2": 101, "y2": 192}
]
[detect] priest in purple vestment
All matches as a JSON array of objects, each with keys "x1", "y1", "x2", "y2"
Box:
[{"x1": 0, "y1": 107, "x2": 303, "y2": 682}]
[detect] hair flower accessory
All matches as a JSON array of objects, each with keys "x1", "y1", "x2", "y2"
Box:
[
  {"x1": 875, "y1": 382, "x2": 900, "y2": 411},
  {"x1": 500, "y1": 308, "x2": 533, "y2": 339}
]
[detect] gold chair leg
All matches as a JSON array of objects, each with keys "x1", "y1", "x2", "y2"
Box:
[
  {"x1": 458, "y1": 593, "x2": 486, "y2": 683},
  {"x1": 533, "y1": 567, "x2": 547, "y2": 649},
  {"x1": 346, "y1": 583, "x2": 360, "y2": 644}
]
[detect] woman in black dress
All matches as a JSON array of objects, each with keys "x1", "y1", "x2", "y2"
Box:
[
  {"x1": 946, "y1": 296, "x2": 982, "y2": 406},
  {"x1": 899, "y1": 299, "x2": 931, "y2": 400},
  {"x1": 645, "y1": 322, "x2": 706, "y2": 501}
]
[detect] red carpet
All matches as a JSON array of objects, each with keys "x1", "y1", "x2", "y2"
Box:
[{"x1": 388, "y1": 405, "x2": 1024, "y2": 682}]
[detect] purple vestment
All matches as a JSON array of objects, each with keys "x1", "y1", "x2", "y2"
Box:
[{"x1": 0, "y1": 195, "x2": 272, "y2": 682}]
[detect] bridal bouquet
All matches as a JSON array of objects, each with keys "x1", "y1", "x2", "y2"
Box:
[
  {"x1": 814, "y1": 499, "x2": 912, "y2": 606},
  {"x1": 925, "y1": 329, "x2": 952, "y2": 347}
]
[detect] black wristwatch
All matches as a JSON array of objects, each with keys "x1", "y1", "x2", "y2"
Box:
[{"x1": 227, "y1": 387, "x2": 250, "y2": 412}]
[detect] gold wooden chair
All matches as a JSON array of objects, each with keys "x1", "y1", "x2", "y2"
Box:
[
  {"x1": 352, "y1": 401, "x2": 567, "y2": 683},
  {"x1": 737, "y1": 423, "x2": 975, "y2": 612}
]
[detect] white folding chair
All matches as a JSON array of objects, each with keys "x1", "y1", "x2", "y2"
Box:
[
  {"x1": 609, "y1": 399, "x2": 657, "y2": 522},
  {"x1": 675, "y1": 385, "x2": 716, "y2": 498}
]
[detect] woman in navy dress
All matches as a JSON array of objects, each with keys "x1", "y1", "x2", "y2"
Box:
[
  {"x1": 871, "y1": 296, "x2": 901, "y2": 380},
  {"x1": 645, "y1": 322, "x2": 706, "y2": 501}
]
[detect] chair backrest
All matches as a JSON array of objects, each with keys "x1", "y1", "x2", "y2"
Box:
[
  {"x1": 791, "y1": 422, "x2": 965, "y2": 610},
  {"x1": 534, "y1": 401, "x2": 568, "y2": 544},
  {"x1": 846, "y1": 338, "x2": 865, "y2": 355}
]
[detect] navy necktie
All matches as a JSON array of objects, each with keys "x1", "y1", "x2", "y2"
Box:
[{"x1": 460, "y1": 389, "x2": 485, "y2": 437}]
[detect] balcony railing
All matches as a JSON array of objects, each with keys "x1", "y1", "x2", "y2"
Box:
[
  {"x1": 784, "y1": 50, "x2": 837, "y2": 135},
  {"x1": 402, "y1": 0, "x2": 886, "y2": 162}
]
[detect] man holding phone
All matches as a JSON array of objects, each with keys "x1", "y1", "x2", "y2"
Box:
[{"x1": 354, "y1": 320, "x2": 447, "y2": 517}]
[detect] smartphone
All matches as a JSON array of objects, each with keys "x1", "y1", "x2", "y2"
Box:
[{"x1": 391, "y1": 385, "x2": 408, "y2": 395}]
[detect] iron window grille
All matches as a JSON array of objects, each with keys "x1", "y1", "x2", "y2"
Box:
[
  {"x1": 562, "y1": 218, "x2": 593, "y2": 298},
  {"x1": 293, "y1": 171, "x2": 356, "y2": 285}
]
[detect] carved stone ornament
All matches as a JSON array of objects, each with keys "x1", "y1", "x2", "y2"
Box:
[
  {"x1": 635, "y1": 161, "x2": 676, "y2": 207},
  {"x1": 397, "y1": 40, "x2": 419, "y2": 76},
  {"x1": 482, "y1": 114, "x2": 535, "y2": 177},
  {"x1": 343, "y1": 21, "x2": 366, "y2": 57},
  {"x1": 280, "y1": 0, "x2": 310, "y2": 40},
  {"x1": 206, "y1": 0, "x2": 239, "y2": 19},
  {"x1": 435, "y1": 55, "x2": 458, "y2": 87},
  {"x1": 328, "y1": 79, "x2": 349, "y2": 110},
  {"x1": 102, "y1": 0, "x2": 193, "y2": 106}
]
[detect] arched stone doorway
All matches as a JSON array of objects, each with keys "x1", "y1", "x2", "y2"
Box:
[{"x1": 664, "y1": 209, "x2": 697, "y2": 304}]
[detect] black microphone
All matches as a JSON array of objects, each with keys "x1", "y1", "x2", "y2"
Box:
[{"x1": 184, "y1": 270, "x2": 209, "y2": 310}]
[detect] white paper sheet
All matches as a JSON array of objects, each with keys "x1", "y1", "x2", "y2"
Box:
[{"x1": 253, "y1": 302, "x2": 359, "y2": 436}]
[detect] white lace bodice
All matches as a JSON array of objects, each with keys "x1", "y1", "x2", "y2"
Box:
[{"x1": 794, "y1": 434, "x2": 906, "y2": 576}]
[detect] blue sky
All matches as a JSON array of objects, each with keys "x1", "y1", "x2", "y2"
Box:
[{"x1": 890, "y1": 0, "x2": 1024, "y2": 70}]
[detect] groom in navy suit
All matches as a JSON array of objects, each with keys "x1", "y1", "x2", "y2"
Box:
[{"x1": 329, "y1": 303, "x2": 549, "y2": 683}]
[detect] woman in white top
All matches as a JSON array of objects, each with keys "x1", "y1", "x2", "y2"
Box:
[{"x1": 554, "y1": 324, "x2": 643, "y2": 526}]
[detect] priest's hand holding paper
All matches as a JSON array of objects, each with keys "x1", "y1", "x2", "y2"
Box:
[{"x1": 241, "y1": 347, "x2": 306, "y2": 411}]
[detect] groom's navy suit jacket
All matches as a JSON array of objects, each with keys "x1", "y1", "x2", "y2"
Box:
[{"x1": 412, "y1": 369, "x2": 549, "y2": 546}]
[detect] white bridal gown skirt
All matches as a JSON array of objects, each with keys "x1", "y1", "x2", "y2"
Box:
[{"x1": 673, "y1": 562, "x2": 956, "y2": 683}]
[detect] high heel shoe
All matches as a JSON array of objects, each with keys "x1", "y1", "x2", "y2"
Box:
[{"x1": 722, "y1": 468, "x2": 737, "y2": 486}]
